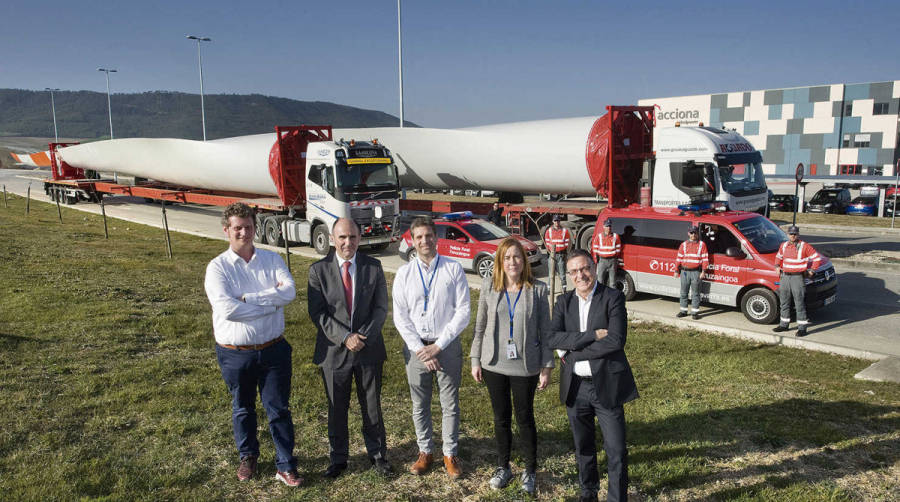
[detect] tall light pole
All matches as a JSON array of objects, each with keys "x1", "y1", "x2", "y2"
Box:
[
  {"x1": 187, "y1": 35, "x2": 211, "y2": 141},
  {"x1": 397, "y1": 0, "x2": 404, "y2": 127},
  {"x1": 97, "y1": 68, "x2": 117, "y2": 139},
  {"x1": 45, "y1": 88, "x2": 60, "y2": 143}
]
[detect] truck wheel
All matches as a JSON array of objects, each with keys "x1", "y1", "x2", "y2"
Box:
[
  {"x1": 475, "y1": 255, "x2": 494, "y2": 279},
  {"x1": 578, "y1": 225, "x2": 595, "y2": 252},
  {"x1": 264, "y1": 217, "x2": 284, "y2": 247},
  {"x1": 312, "y1": 224, "x2": 330, "y2": 255},
  {"x1": 740, "y1": 287, "x2": 778, "y2": 324},
  {"x1": 253, "y1": 214, "x2": 267, "y2": 244},
  {"x1": 617, "y1": 272, "x2": 636, "y2": 301}
]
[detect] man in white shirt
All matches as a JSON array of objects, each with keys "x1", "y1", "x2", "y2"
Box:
[
  {"x1": 544, "y1": 249, "x2": 638, "y2": 502},
  {"x1": 392, "y1": 216, "x2": 471, "y2": 479},
  {"x1": 204, "y1": 203, "x2": 301, "y2": 487}
]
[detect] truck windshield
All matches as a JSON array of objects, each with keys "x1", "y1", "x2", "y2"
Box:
[
  {"x1": 336, "y1": 162, "x2": 399, "y2": 193},
  {"x1": 732, "y1": 216, "x2": 787, "y2": 255},
  {"x1": 462, "y1": 221, "x2": 509, "y2": 241},
  {"x1": 718, "y1": 162, "x2": 766, "y2": 194}
]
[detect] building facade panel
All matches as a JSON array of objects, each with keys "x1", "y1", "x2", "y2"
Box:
[{"x1": 641, "y1": 80, "x2": 899, "y2": 176}]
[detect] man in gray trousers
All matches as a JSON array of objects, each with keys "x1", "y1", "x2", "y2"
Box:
[
  {"x1": 308, "y1": 218, "x2": 393, "y2": 479},
  {"x1": 393, "y1": 216, "x2": 471, "y2": 479}
]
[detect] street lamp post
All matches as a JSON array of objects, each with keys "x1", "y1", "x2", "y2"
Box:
[
  {"x1": 45, "y1": 88, "x2": 60, "y2": 143},
  {"x1": 397, "y1": 0, "x2": 404, "y2": 128},
  {"x1": 97, "y1": 68, "x2": 117, "y2": 139},
  {"x1": 186, "y1": 35, "x2": 211, "y2": 141}
]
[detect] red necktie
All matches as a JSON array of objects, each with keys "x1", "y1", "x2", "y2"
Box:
[{"x1": 341, "y1": 261, "x2": 353, "y2": 318}]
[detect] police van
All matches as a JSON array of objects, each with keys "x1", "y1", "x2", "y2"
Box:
[{"x1": 593, "y1": 204, "x2": 838, "y2": 323}]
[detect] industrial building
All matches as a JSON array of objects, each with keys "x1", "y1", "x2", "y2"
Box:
[{"x1": 640, "y1": 80, "x2": 900, "y2": 177}]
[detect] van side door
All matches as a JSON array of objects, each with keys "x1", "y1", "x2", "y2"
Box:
[
  {"x1": 699, "y1": 223, "x2": 746, "y2": 307},
  {"x1": 613, "y1": 217, "x2": 691, "y2": 298}
]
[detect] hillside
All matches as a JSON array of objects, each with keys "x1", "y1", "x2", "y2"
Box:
[{"x1": 0, "y1": 89, "x2": 415, "y2": 141}]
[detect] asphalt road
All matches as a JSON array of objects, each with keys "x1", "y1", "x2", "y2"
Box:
[{"x1": 2, "y1": 168, "x2": 898, "y2": 359}]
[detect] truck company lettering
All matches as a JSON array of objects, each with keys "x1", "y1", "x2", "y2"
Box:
[
  {"x1": 656, "y1": 108, "x2": 700, "y2": 121},
  {"x1": 718, "y1": 143, "x2": 754, "y2": 153}
]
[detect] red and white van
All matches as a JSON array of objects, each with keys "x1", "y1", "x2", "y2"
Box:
[
  {"x1": 592, "y1": 205, "x2": 838, "y2": 323},
  {"x1": 398, "y1": 212, "x2": 542, "y2": 278}
]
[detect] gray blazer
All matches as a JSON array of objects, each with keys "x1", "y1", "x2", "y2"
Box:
[
  {"x1": 308, "y1": 251, "x2": 388, "y2": 369},
  {"x1": 470, "y1": 277, "x2": 555, "y2": 375}
]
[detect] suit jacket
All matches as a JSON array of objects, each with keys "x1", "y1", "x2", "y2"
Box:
[
  {"x1": 470, "y1": 277, "x2": 555, "y2": 374},
  {"x1": 308, "y1": 251, "x2": 388, "y2": 369},
  {"x1": 544, "y1": 284, "x2": 638, "y2": 409}
]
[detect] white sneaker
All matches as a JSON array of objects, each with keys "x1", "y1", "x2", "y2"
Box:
[
  {"x1": 520, "y1": 471, "x2": 536, "y2": 494},
  {"x1": 489, "y1": 466, "x2": 512, "y2": 489}
]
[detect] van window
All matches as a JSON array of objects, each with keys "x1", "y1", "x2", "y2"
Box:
[
  {"x1": 611, "y1": 217, "x2": 691, "y2": 250},
  {"x1": 700, "y1": 224, "x2": 741, "y2": 255},
  {"x1": 732, "y1": 216, "x2": 786, "y2": 254}
]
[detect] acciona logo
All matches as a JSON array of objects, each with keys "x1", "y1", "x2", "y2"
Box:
[{"x1": 656, "y1": 108, "x2": 700, "y2": 121}]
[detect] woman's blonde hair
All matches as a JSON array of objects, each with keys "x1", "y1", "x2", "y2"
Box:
[{"x1": 491, "y1": 237, "x2": 534, "y2": 291}]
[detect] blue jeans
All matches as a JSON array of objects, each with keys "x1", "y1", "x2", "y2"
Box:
[{"x1": 216, "y1": 338, "x2": 297, "y2": 472}]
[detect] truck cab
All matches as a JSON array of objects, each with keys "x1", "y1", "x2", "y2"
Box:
[
  {"x1": 286, "y1": 139, "x2": 401, "y2": 254},
  {"x1": 651, "y1": 126, "x2": 769, "y2": 213}
]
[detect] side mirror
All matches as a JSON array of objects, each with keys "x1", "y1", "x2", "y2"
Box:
[{"x1": 725, "y1": 246, "x2": 746, "y2": 259}]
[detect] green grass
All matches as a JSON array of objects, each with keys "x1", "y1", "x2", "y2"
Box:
[
  {"x1": 771, "y1": 211, "x2": 898, "y2": 229},
  {"x1": 1, "y1": 194, "x2": 898, "y2": 501}
]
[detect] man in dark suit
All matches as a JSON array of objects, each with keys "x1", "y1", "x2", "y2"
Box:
[
  {"x1": 545, "y1": 249, "x2": 639, "y2": 502},
  {"x1": 308, "y1": 218, "x2": 393, "y2": 478}
]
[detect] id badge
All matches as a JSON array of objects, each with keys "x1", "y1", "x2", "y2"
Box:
[
  {"x1": 506, "y1": 340, "x2": 519, "y2": 360},
  {"x1": 417, "y1": 312, "x2": 435, "y2": 336}
]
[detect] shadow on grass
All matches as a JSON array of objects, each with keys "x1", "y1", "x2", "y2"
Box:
[
  {"x1": 0, "y1": 332, "x2": 33, "y2": 349},
  {"x1": 536, "y1": 398, "x2": 900, "y2": 497}
]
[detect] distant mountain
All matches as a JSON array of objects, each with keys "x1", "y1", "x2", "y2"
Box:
[{"x1": 0, "y1": 89, "x2": 416, "y2": 140}]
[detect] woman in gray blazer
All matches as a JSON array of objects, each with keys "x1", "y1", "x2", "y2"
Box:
[{"x1": 471, "y1": 237, "x2": 554, "y2": 494}]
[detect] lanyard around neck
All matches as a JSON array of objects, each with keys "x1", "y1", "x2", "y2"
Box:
[
  {"x1": 504, "y1": 287, "x2": 522, "y2": 340},
  {"x1": 416, "y1": 255, "x2": 440, "y2": 313}
]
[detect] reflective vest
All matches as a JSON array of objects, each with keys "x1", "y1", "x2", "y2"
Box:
[
  {"x1": 775, "y1": 240, "x2": 820, "y2": 273},
  {"x1": 676, "y1": 240, "x2": 708, "y2": 270},
  {"x1": 544, "y1": 227, "x2": 571, "y2": 253},
  {"x1": 592, "y1": 232, "x2": 621, "y2": 259}
]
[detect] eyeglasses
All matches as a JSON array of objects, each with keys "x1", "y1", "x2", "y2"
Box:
[{"x1": 566, "y1": 266, "x2": 593, "y2": 277}]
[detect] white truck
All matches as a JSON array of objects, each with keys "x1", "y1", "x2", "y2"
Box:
[{"x1": 45, "y1": 125, "x2": 402, "y2": 254}]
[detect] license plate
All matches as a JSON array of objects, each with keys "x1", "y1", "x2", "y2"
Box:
[{"x1": 824, "y1": 295, "x2": 837, "y2": 306}]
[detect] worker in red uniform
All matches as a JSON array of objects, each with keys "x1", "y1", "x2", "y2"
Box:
[
  {"x1": 773, "y1": 225, "x2": 820, "y2": 336},
  {"x1": 544, "y1": 215, "x2": 572, "y2": 293},
  {"x1": 592, "y1": 220, "x2": 621, "y2": 289},
  {"x1": 674, "y1": 226, "x2": 708, "y2": 319}
]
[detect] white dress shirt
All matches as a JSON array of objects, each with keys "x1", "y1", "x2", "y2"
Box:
[
  {"x1": 557, "y1": 282, "x2": 597, "y2": 377},
  {"x1": 334, "y1": 253, "x2": 357, "y2": 321},
  {"x1": 392, "y1": 254, "x2": 471, "y2": 352},
  {"x1": 204, "y1": 247, "x2": 296, "y2": 346}
]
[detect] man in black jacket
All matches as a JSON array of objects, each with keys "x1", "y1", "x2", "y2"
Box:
[{"x1": 545, "y1": 249, "x2": 639, "y2": 502}]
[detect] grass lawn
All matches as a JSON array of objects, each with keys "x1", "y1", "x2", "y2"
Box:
[
  {"x1": 770, "y1": 211, "x2": 898, "y2": 229},
  {"x1": 1, "y1": 195, "x2": 898, "y2": 501}
]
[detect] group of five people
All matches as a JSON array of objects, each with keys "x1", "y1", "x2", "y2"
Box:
[{"x1": 205, "y1": 203, "x2": 638, "y2": 501}]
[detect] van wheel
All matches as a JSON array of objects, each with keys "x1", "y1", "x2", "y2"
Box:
[
  {"x1": 740, "y1": 287, "x2": 778, "y2": 324},
  {"x1": 475, "y1": 255, "x2": 494, "y2": 279},
  {"x1": 405, "y1": 248, "x2": 417, "y2": 262},
  {"x1": 312, "y1": 224, "x2": 330, "y2": 255},
  {"x1": 617, "y1": 272, "x2": 636, "y2": 301}
]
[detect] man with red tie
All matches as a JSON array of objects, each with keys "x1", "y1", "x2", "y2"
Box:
[
  {"x1": 592, "y1": 220, "x2": 621, "y2": 289},
  {"x1": 773, "y1": 225, "x2": 820, "y2": 336},
  {"x1": 544, "y1": 215, "x2": 572, "y2": 293},
  {"x1": 308, "y1": 218, "x2": 393, "y2": 479},
  {"x1": 674, "y1": 226, "x2": 708, "y2": 320}
]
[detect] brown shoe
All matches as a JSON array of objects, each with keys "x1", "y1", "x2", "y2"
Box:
[
  {"x1": 237, "y1": 455, "x2": 258, "y2": 481},
  {"x1": 443, "y1": 455, "x2": 462, "y2": 479},
  {"x1": 409, "y1": 452, "x2": 433, "y2": 475},
  {"x1": 275, "y1": 469, "x2": 303, "y2": 487}
]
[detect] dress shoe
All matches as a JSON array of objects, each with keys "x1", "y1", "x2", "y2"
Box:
[
  {"x1": 772, "y1": 324, "x2": 789, "y2": 333},
  {"x1": 372, "y1": 457, "x2": 394, "y2": 476},
  {"x1": 409, "y1": 452, "x2": 433, "y2": 475},
  {"x1": 676, "y1": 311, "x2": 688, "y2": 318},
  {"x1": 323, "y1": 462, "x2": 347, "y2": 479},
  {"x1": 797, "y1": 325, "x2": 808, "y2": 337},
  {"x1": 237, "y1": 455, "x2": 257, "y2": 481},
  {"x1": 443, "y1": 455, "x2": 462, "y2": 479},
  {"x1": 692, "y1": 313, "x2": 700, "y2": 320},
  {"x1": 275, "y1": 469, "x2": 303, "y2": 487},
  {"x1": 578, "y1": 493, "x2": 598, "y2": 502}
]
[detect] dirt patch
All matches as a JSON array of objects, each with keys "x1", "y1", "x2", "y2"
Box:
[{"x1": 822, "y1": 248, "x2": 900, "y2": 265}]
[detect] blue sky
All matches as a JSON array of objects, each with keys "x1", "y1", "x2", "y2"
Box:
[{"x1": 2, "y1": 0, "x2": 898, "y2": 128}]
